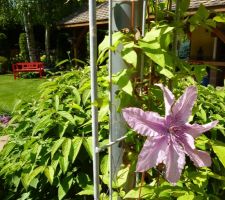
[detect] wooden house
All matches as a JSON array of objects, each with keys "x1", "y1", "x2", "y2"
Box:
[{"x1": 59, "y1": 0, "x2": 225, "y2": 86}]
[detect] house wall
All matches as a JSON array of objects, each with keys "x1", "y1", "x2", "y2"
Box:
[{"x1": 190, "y1": 27, "x2": 214, "y2": 60}]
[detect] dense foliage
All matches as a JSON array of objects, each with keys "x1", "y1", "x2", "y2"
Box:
[{"x1": 0, "y1": 67, "x2": 109, "y2": 199}]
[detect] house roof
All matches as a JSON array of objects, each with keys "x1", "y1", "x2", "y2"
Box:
[
  {"x1": 59, "y1": 0, "x2": 225, "y2": 28},
  {"x1": 59, "y1": 2, "x2": 108, "y2": 28},
  {"x1": 188, "y1": 0, "x2": 225, "y2": 9}
]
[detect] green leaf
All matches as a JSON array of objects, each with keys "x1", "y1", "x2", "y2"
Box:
[
  {"x1": 98, "y1": 32, "x2": 124, "y2": 53},
  {"x1": 54, "y1": 95, "x2": 59, "y2": 111},
  {"x1": 197, "y1": 4, "x2": 210, "y2": 20},
  {"x1": 32, "y1": 114, "x2": 52, "y2": 135},
  {"x1": 98, "y1": 104, "x2": 109, "y2": 122},
  {"x1": 143, "y1": 28, "x2": 160, "y2": 42},
  {"x1": 100, "y1": 192, "x2": 120, "y2": 200},
  {"x1": 71, "y1": 58, "x2": 86, "y2": 65},
  {"x1": 72, "y1": 87, "x2": 81, "y2": 105},
  {"x1": 55, "y1": 59, "x2": 69, "y2": 67},
  {"x1": 22, "y1": 166, "x2": 45, "y2": 189},
  {"x1": 159, "y1": 68, "x2": 174, "y2": 79},
  {"x1": 59, "y1": 156, "x2": 69, "y2": 174},
  {"x1": 58, "y1": 175, "x2": 73, "y2": 200},
  {"x1": 195, "y1": 134, "x2": 209, "y2": 150},
  {"x1": 208, "y1": 171, "x2": 225, "y2": 181},
  {"x1": 177, "y1": 194, "x2": 195, "y2": 200},
  {"x1": 143, "y1": 26, "x2": 173, "y2": 42},
  {"x1": 121, "y1": 42, "x2": 137, "y2": 67},
  {"x1": 139, "y1": 40, "x2": 165, "y2": 67},
  {"x1": 44, "y1": 166, "x2": 54, "y2": 185},
  {"x1": 113, "y1": 166, "x2": 130, "y2": 188},
  {"x1": 18, "y1": 192, "x2": 31, "y2": 200},
  {"x1": 82, "y1": 89, "x2": 91, "y2": 106},
  {"x1": 100, "y1": 155, "x2": 108, "y2": 175},
  {"x1": 198, "y1": 106, "x2": 207, "y2": 122},
  {"x1": 77, "y1": 184, "x2": 94, "y2": 195},
  {"x1": 180, "y1": 0, "x2": 190, "y2": 12},
  {"x1": 51, "y1": 158, "x2": 59, "y2": 170},
  {"x1": 124, "y1": 186, "x2": 154, "y2": 199},
  {"x1": 62, "y1": 138, "x2": 72, "y2": 159},
  {"x1": 212, "y1": 141, "x2": 225, "y2": 168},
  {"x1": 114, "y1": 69, "x2": 133, "y2": 95},
  {"x1": 70, "y1": 137, "x2": 83, "y2": 163},
  {"x1": 99, "y1": 35, "x2": 109, "y2": 53},
  {"x1": 51, "y1": 137, "x2": 65, "y2": 159},
  {"x1": 83, "y1": 137, "x2": 93, "y2": 158},
  {"x1": 58, "y1": 121, "x2": 69, "y2": 138},
  {"x1": 0, "y1": 142, "x2": 16, "y2": 158},
  {"x1": 58, "y1": 111, "x2": 75, "y2": 124},
  {"x1": 213, "y1": 15, "x2": 225, "y2": 23}
]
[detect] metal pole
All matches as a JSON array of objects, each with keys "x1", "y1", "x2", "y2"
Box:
[
  {"x1": 88, "y1": 0, "x2": 99, "y2": 199},
  {"x1": 210, "y1": 37, "x2": 218, "y2": 85},
  {"x1": 108, "y1": 0, "x2": 113, "y2": 199},
  {"x1": 140, "y1": 0, "x2": 147, "y2": 81},
  {"x1": 172, "y1": 0, "x2": 180, "y2": 56}
]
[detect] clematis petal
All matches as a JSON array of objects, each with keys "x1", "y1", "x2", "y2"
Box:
[
  {"x1": 184, "y1": 121, "x2": 218, "y2": 138},
  {"x1": 181, "y1": 133, "x2": 211, "y2": 167},
  {"x1": 155, "y1": 84, "x2": 175, "y2": 116},
  {"x1": 165, "y1": 140, "x2": 186, "y2": 184},
  {"x1": 136, "y1": 135, "x2": 168, "y2": 172},
  {"x1": 122, "y1": 108, "x2": 167, "y2": 137},
  {"x1": 172, "y1": 86, "x2": 197, "y2": 125}
]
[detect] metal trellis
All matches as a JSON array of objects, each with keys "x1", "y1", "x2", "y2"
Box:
[{"x1": 89, "y1": 0, "x2": 146, "y2": 199}]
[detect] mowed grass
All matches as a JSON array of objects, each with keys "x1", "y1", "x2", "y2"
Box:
[{"x1": 0, "y1": 74, "x2": 46, "y2": 113}]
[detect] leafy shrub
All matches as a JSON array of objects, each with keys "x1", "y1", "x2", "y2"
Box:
[
  {"x1": 0, "y1": 56, "x2": 8, "y2": 73},
  {"x1": 0, "y1": 67, "x2": 109, "y2": 199},
  {"x1": 20, "y1": 72, "x2": 39, "y2": 79}
]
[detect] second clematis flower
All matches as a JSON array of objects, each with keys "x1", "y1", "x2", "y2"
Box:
[{"x1": 122, "y1": 84, "x2": 218, "y2": 184}]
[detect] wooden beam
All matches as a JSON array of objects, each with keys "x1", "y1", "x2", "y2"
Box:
[
  {"x1": 213, "y1": 28, "x2": 225, "y2": 44},
  {"x1": 190, "y1": 60, "x2": 225, "y2": 67},
  {"x1": 58, "y1": 20, "x2": 108, "y2": 28}
]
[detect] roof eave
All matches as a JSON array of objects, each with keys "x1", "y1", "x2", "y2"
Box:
[{"x1": 59, "y1": 19, "x2": 108, "y2": 28}]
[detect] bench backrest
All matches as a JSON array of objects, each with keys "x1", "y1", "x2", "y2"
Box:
[{"x1": 12, "y1": 62, "x2": 44, "y2": 70}]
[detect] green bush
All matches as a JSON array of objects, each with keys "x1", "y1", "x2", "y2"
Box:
[
  {"x1": 0, "y1": 56, "x2": 8, "y2": 73},
  {"x1": 0, "y1": 67, "x2": 109, "y2": 199}
]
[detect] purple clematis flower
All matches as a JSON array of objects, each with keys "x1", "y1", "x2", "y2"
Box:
[
  {"x1": 122, "y1": 84, "x2": 218, "y2": 184},
  {"x1": 0, "y1": 115, "x2": 11, "y2": 125}
]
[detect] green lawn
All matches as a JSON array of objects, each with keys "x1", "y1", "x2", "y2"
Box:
[{"x1": 0, "y1": 74, "x2": 46, "y2": 113}]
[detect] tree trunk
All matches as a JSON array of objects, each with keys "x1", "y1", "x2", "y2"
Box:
[
  {"x1": 45, "y1": 24, "x2": 51, "y2": 64},
  {"x1": 23, "y1": 11, "x2": 37, "y2": 62}
]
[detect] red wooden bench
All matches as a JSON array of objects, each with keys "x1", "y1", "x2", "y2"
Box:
[{"x1": 12, "y1": 62, "x2": 44, "y2": 80}]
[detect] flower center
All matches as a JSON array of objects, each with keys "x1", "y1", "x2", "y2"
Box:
[{"x1": 169, "y1": 126, "x2": 181, "y2": 135}]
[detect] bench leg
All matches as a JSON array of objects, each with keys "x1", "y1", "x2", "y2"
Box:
[
  {"x1": 14, "y1": 73, "x2": 17, "y2": 80},
  {"x1": 40, "y1": 70, "x2": 44, "y2": 78}
]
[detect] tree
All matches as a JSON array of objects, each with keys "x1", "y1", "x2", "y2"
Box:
[
  {"x1": 0, "y1": 0, "x2": 38, "y2": 61},
  {"x1": 36, "y1": 0, "x2": 83, "y2": 64},
  {"x1": 0, "y1": 0, "x2": 83, "y2": 62}
]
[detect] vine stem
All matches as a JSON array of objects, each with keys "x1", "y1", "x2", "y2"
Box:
[{"x1": 138, "y1": 172, "x2": 145, "y2": 200}]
